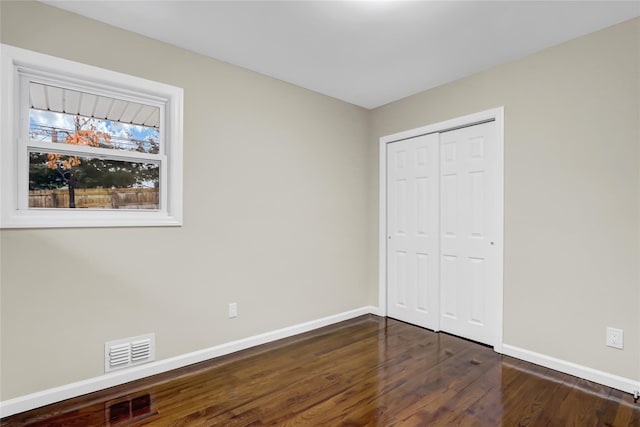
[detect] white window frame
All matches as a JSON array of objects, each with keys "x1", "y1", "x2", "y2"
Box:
[{"x1": 1, "y1": 44, "x2": 183, "y2": 228}]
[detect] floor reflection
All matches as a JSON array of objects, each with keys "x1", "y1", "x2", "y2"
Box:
[{"x1": 107, "y1": 393, "x2": 155, "y2": 425}]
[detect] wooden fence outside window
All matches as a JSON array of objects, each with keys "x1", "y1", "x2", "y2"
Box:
[{"x1": 29, "y1": 188, "x2": 159, "y2": 209}]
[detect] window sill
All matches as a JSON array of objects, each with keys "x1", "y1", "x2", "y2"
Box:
[{"x1": 1, "y1": 209, "x2": 182, "y2": 229}]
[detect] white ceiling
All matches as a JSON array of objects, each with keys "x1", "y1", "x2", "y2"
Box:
[{"x1": 42, "y1": 1, "x2": 640, "y2": 109}]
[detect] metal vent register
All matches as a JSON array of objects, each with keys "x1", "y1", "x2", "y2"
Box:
[{"x1": 105, "y1": 333, "x2": 155, "y2": 372}]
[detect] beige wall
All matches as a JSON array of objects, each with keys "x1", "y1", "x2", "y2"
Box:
[
  {"x1": 0, "y1": 1, "x2": 371, "y2": 399},
  {"x1": 1, "y1": 1, "x2": 639, "y2": 403},
  {"x1": 371, "y1": 18, "x2": 640, "y2": 380}
]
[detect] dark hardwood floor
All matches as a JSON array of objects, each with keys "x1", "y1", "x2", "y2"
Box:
[{"x1": 2, "y1": 315, "x2": 639, "y2": 426}]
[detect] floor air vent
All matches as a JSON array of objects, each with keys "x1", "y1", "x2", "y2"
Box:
[{"x1": 105, "y1": 333, "x2": 155, "y2": 372}]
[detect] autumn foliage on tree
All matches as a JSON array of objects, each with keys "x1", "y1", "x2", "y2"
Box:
[
  {"x1": 47, "y1": 116, "x2": 112, "y2": 207},
  {"x1": 47, "y1": 116, "x2": 112, "y2": 169}
]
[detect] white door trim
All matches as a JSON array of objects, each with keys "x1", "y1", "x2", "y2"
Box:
[{"x1": 378, "y1": 107, "x2": 504, "y2": 353}]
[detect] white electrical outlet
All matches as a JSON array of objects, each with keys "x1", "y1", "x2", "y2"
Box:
[
  {"x1": 228, "y1": 302, "x2": 238, "y2": 318},
  {"x1": 606, "y1": 327, "x2": 623, "y2": 349}
]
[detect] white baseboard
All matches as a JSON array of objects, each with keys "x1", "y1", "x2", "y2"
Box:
[
  {"x1": 367, "y1": 305, "x2": 385, "y2": 317},
  {"x1": 0, "y1": 306, "x2": 378, "y2": 418},
  {"x1": 502, "y1": 344, "x2": 640, "y2": 395}
]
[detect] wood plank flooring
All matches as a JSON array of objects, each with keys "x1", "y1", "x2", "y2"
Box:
[{"x1": 2, "y1": 315, "x2": 639, "y2": 426}]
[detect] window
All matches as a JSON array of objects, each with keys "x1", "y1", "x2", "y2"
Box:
[{"x1": 1, "y1": 44, "x2": 183, "y2": 228}]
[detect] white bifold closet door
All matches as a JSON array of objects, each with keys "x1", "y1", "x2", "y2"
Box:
[{"x1": 387, "y1": 121, "x2": 497, "y2": 346}]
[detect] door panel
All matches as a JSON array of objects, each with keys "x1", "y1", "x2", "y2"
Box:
[
  {"x1": 387, "y1": 134, "x2": 439, "y2": 330},
  {"x1": 441, "y1": 254, "x2": 458, "y2": 319},
  {"x1": 439, "y1": 121, "x2": 497, "y2": 345}
]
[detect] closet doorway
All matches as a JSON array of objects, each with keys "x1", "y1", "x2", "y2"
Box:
[{"x1": 379, "y1": 108, "x2": 504, "y2": 350}]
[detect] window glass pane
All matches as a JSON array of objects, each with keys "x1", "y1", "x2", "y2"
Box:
[
  {"x1": 29, "y1": 152, "x2": 159, "y2": 209},
  {"x1": 29, "y1": 82, "x2": 160, "y2": 154}
]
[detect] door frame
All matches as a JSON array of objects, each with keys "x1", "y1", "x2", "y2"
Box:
[{"x1": 378, "y1": 107, "x2": 504, "y2": 353}]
